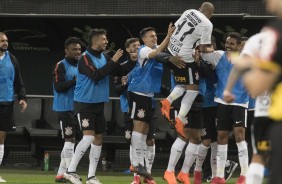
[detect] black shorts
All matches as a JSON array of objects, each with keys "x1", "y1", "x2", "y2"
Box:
[
  {"x1": 77, "y1": 111, "x2": 106, "y2": 134},
  {"x1": 216, "y1": 103, "x2": 247, "y2": 131},
  {"x1": 0, "y1": 103, "x2": 16, "y2": 131},
  {"x1": 128, "y1": 92, "x2": 152, "y2": 123},
  {"x1": 167, "y1": 60, "x2": 199, "y2": 85},
  {"x1": 147, "y1": 109, "x2": 156, "y2": 140},
  {"x1": 57, "y1": 111, "x2": 78, "y2": 139},
  {"x1": 202, "y1": 106, "x2": 217, "y2": 142},
  {"x1": 170, "y1": 108, "x2": 203, "y2": 129},
  {"x1": 251, "y1": 117, "x2": 274, "y2": 156}
]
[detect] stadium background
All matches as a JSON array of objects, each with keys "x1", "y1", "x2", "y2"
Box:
[{"x1": 0, "y1": 0, "x2": 273, "y2": 176}]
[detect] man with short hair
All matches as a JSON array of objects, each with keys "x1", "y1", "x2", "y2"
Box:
[
  {"x1": 64, "y1": 29, "x2": 135, "y2": 184},
  {"x1": 224, "y1": 32, "x2": 273, "y2": 184},
  {"x1": 127, "y1": 24, "x2": 175, "y2": 183},
  {"x1": 201, "y1": 32, "x2": 249, "y2": 184},
  {"x1": 160, "y1": 2, "x2": 214, "y2": 139},
  {"x1": 0, "y1": 32, "x2": 27, "y2": 183},
  {"x1": 52, "y1": 37, "x2": 82, "y2": 183}
]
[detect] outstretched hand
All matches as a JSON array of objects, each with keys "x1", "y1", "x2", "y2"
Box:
[{"x1": 167, "y1": 22, "x2": 176, "y2": 37}]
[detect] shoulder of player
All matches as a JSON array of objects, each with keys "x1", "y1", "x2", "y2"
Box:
[{"x1": 139, "y1": 45, "x2": 153, "y2": 53}]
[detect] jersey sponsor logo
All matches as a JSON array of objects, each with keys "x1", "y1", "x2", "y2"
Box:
[
  {"x1": 137, "y1": 109, "x2": 145, "y2": 119},
  {"x1": 169, "y1": 37, "x2": 183, "y2": 54},
  {"x1": 12, "y1": 126, "x2": 16, "y2": 129},
  {"x1": 175, "y1": 76, "x2": 186, "y2": 83},
  {"x1": 190, "y1": 11, "x2": 202, "y2": 24},
  {"x1": 82, "y1": 118, "x2": 90, "y2": 128},
  {"x1": 186, "y1": 14, "x2": 198, "y2": 26},
  {"x1": 257, "y1": 140, "x2": 271, "y2": 151},
  {"x1": 64, "y1": 126, "x2": 73, "y2": 136}
]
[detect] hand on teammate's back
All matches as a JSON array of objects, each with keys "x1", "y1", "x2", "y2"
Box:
[{"x1": 169, "y1": 55, "x2": 186, "y2": 69}]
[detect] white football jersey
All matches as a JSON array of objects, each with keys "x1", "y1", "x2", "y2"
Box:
[
  {"x1": 168, "y1": 9, "x2": 213, "y2": 63},
  {"x1": 241, "y1": 33, "x2": 271, "y2": 117},
  {"x1": 254, "y1": 92, "x2": 270, "y2": 117}
]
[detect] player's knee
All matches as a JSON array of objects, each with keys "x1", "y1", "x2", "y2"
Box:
[{"x1": 82, "y1": 135, "x2": 94, "y2": 144}]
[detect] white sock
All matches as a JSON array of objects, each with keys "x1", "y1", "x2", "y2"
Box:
[
  {"x1": 181, "y1": 142, "x2": 199, "y2": 173},
  {"x1": 178, "y1": 90, "x2": 199, "y2": 124},
  {"x1": 68, "y1": 135, "x2": 94, "y2": 172},
  {"x1": 130, "y1": 144, "x2": 138, "y2": 177},
  {"x1": 210, "y1": 142, "x2": 217, "y2": 178},
  {"x1": 167, "y1": 85, "x2": 186, "y2": 103},
  {"x1": 237, "y1": 141, "x2": 249, "y2": 176},
  {"x1": 88, "y1": 144, "x2": 102, "y2": 178},
  {"x1": 130, "y1": 144, "x2": 133, "y2": 164},
  {"x1": 246, "y1": 163, "x2": 264, "y2": 184},
  {"x1": 0, "y1": 144, "x2": 4, "y2": 165},
  {"x1": 167, "y1": 138, "x2": 187, "y2": 172},
  {"x1": 63, "y1": 142, "x2": 75, "y2": 168},
  {"x1": 195, "y1": 143, "x2": 209, "y2": 171},
  {"x1": 131, "y1": 131, "x2": 147, "y2": 166},
  {"x1": 57, "y1": 151, "x2": 67, "y2": 176},
  {"x1": 145, "y1": 145, "x2": 155, "y2": 174},
  {"x1": 216, "y1": 144, "x2": 228, "y2": 178}
]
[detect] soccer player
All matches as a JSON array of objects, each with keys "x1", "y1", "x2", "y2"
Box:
[
  {"x1": 52, "y1": 37, "x2": 82, "y2": 183},
  {"x1": 0, "y1": 32, "x2": 27, "y2": 183},
  {"x1": 127, "y1": 24, "x2": 175, "y2": 183},
  {"x1": 223, "y1": 32, "x2": 273, "y2": 184},
  {"x1": 114, "y1": 38, "x2": 140, "y2": 140},
  {"x1": 160, "y1": 2, "x2": 214, "y2": 139},
  {"x1": 201, "y1": 32, "x2": 249, "y2": 184},
  {"x1": 64, "y1": 29, "x2": 135, "y2": 184}
]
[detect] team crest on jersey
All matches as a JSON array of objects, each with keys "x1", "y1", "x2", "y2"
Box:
[
  {"x1": 82, "y1": 118, "x2": 90, "y2": 128},
  {"x1": 137, "y1": 109, "x2": 145, "y2": 118},
  {"x1": 195, "y1": 72, "x2": 199, "y2": 80},
  {"x1": 201, "y1": 128, "x2": 207, "y2": 136},
  {"x1": 64, "y1": 126, "x2": 73, "y2": 136}
]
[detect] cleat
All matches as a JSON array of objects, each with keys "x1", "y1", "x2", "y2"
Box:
[
  {"x1": 125, "y1": 130, "x2": 132, "y2": 139},
  {"x1": 130, "y1": 164, "x2": 152, "y2": 179},
  {"x1": 193, "y1": 171, "x2": 202, "y2": 184},
  {"x1": 160, "y1": 99, "x2": 171, "y2": 121},
  {"x1": 174, "y1": 118, "x2": 186, "y2": 139},
  {"x1": 55, "y1": 175, "x2": 68, "y2": 183},
  {"x1": 206, "y1": 175, "x2": 212, "y2": 183},
  {"x1": 177, "y1": 171, "x2": 190, "y2": 184},
  {"x1": 64, "y1": 172, "x2": 82, "y2": 184},
  {"x1": 236, "y1": 175, "x2": 246, "y2": 184},
  {"x1": 211, "y1": 177, "x2": 226, "y2": 184},
  {"x1": 131, "y1": 175, "x2": 141, "y2": 184},
  {"x1": 0, "y1": 176, "x2": 6, "y2": 183},
  {"x1": 224, "y1": 160, "x2": 238, "y2": 181},
  {"x1": 86, "y1": 176, "x2": 102, "y2": 184},
  {"x1": 163, "y1": 170, "x2": 177, "y2": 184}
]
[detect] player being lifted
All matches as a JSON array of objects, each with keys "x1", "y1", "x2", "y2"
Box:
[{"x1": 159, "y1": 2, "x2": 214, "y2": 138}]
